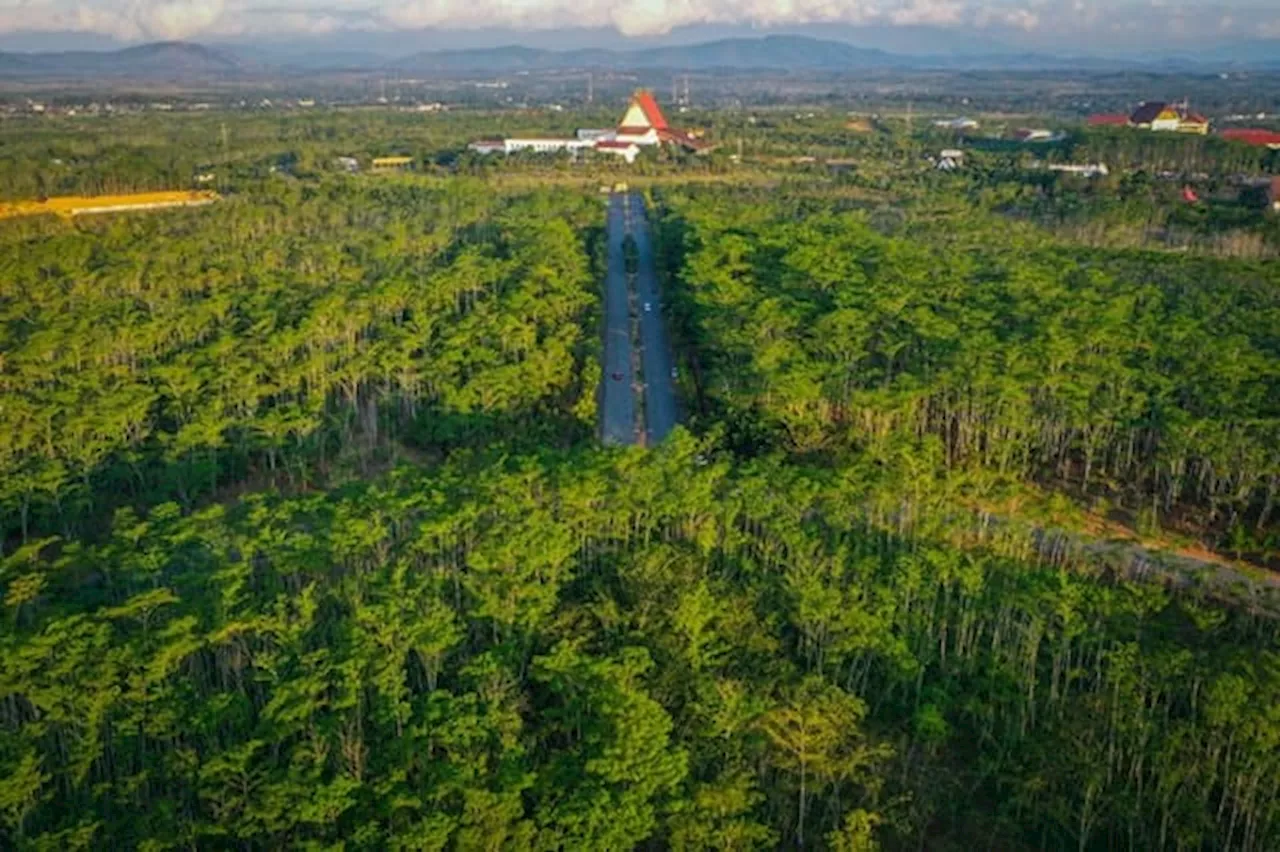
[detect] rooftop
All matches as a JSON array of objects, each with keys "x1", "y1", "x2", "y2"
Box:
[{"x1": 1221, "y1": 129, "x2": 1280, "y2": 147}]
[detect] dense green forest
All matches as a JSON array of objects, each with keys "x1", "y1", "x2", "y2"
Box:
[
  {"x1": 4, "y1": 437, "x2": 1280, "y2": 849},
  {"x1": 655, "y1": 186, "x2": 1280, "y2": 555},
  {"x1": 0, "y1": 179, "x2": 602, "y2": 544},
  {"x1": 2, "y1": 107, "x2": 1280, "y2": 849}
]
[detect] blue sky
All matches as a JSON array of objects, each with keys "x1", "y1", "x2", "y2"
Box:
[{"x1": 0, "y1": 0, "x2": 1276, "y2": 53}]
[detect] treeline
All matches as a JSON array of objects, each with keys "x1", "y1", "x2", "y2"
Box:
[
  {"x1": 0, "y1": 179, "x2": 602, "y2": 545},
  {"x1": 0, "y1": 110, "x2": 628, "y2": 199},
  {"x1": 654, "y1": 186, "x2": 1280, "y2": 548},
  {"x1": 1074, "y1": 128, "x2": 1280, "y2": 176},
  {"x1": 2, "y1": 437, "x2": 1278, "y2": 849}
]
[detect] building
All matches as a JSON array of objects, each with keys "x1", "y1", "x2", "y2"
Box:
[
  {"x1": 467, "y1": 139, "x2": 506, "y2": 155},
  {"x1": 935, "y1": 149, "x2": 965, "y2": 170},
  {"x1": 934, "y1": 117, "x2": 980, "y2": 131},
  {"x1": 467, "y1": 90, "x2": 709, "y2": 162},
  {"x1": 335, "y1": 156, "x2": 361, "y2": 173},
  {"x1": 1049, "y1": 163, "x2": 1110, "y2": 177},
  {"x1": 1129, "y1": 101, "x2": 1210, "y2": 134},
  {"x1": 1012, "y1": 128, "x2": 1059, "y2": 143},
  {"x1": 614, "y1": 90, "x2": 710, "y2": 151},
  {"x1": 594, "y1": 141, "x2": 642, "y2": 164},
  {"x1": 1220, "y1": 129, "x2": 1280, "y2": 149},
  {"x1": 1087, "y1": 113, "x2": 1131, "y2": 127},
  {"x1": 1270, "y1": 177, "x2": 1280, "y2": 213},
  {"x1": 371, "y1": 156, "x2": 414, "y2": 172},
  {"x1": 502, "y1": 137, "x2": 595, "y2": 155}
]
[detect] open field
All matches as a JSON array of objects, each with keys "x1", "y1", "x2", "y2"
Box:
[{"x1": 0, "y1": 189, "x2": 218, "y2": 219}]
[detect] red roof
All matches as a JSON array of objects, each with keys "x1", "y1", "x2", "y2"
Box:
[
  {"x1": 1088, "y1": 113, "x2": 1130, "y2": 127},
  {"x1": 632, "y1": 90, "x2": 669, "y2": 131},
  {"x1": 659, "y1": 128, "x2": 712, "y2": 152},
  {"x1": 616, "y1": 126, "x2": 657, "y2": 135},
  {"x1": 1221, "y1": 129, "x2": 1280, "y2": 147},
  {"x1": 595, "y1": 140, "x2": 638, "y2": 149}
]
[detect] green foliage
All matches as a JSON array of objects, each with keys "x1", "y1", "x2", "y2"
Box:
[
  {"x1": 2, "y1": 443, "x2": 1279, "y2": 849},
  {"x1": 0, "y1": 179, "x2": 602, "y2": 542},
  {"x1": 657, "y1": 185, "x2": 1280, "y2": 541},
  {"x1": 3, "y1": 109, "x2": 1280, "y2": 851}
]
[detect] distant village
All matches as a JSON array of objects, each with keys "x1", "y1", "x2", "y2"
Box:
[{"x1": 924, "y1": 99, "x2": 1280, "y2": 213}]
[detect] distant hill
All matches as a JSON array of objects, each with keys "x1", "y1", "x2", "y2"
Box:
[
  {"x1": 392, "y1": 35, "x2": 900, "y2": 73},
  {"x1": 387, "y1": 35, "x2": 1154, "y2": 74},
  {"x1": 0, "y1": 41, "x2": 243, "y2": 79},
  {"x1": 1, "y1": 34, "x2": 1277, "y2": 82}
]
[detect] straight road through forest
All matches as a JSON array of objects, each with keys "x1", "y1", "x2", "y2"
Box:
[
  {"x1": 629, "y1": 193, "x2": 678, "y2": 445},
  {"x1": 601, "y1": 193, "x2": 635, "y2": 445}
]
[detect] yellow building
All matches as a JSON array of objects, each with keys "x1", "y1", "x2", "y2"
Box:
[
  {"x1": 371, "y1": 156, "x2": 414, "y2": 172},
  {"x1": 1130, "y1": 101, "x2": 1210, "y2": 135}
]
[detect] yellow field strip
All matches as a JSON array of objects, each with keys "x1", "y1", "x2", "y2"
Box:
[{"x1": 0, "y1": 190, "x2": 220, "y2": 220}]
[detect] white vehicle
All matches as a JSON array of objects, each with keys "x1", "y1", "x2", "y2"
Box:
[
  {"x1": 643, "y1": 302, "x2": 652, "y2": 312},
  {"x1": 670, "y1": 367, "x2": 678, "y2": 379}
]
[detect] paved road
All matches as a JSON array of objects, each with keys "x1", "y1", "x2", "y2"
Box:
[
  {"x1": 601, "y1": 193, "x2": 636, "y2": 446},
  {"x1": 628, "y1": 193, "x2": 679, "y2": 445}
]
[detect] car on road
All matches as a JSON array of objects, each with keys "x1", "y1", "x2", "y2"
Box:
[
  {"x1": 643, "y1": 302, "x2": 651, "y2": 312},
  {"x1": 611, "y1": 371, "x2": 624, "y2": 381},
  {"x1": 670, "y1": 367, "x2": 678, "y2": 379}
]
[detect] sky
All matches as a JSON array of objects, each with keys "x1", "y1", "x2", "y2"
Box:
[{"x1": 0, "y1": 0, "x2": 1277, "y2": 54}]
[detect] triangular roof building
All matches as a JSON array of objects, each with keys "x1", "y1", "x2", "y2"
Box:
[{"x1": 618, "y1": 91, "x2": 669, "y2": 133}]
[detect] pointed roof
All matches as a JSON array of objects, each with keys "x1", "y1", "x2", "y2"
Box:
[
  {"x1": 1130, "y1": 101, "x2": 1168, "y2": 124},
  {"x1": 619, "y1": 90, "x2": 668, "y2": 131},
  {"x1": 635, "y1": 90, "x2": 668, "y2": 130}
]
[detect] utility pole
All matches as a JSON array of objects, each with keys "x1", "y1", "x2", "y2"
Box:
[
  {"x1": 682, "y1": 75, "x2": 690, "y2": 107},
  {"x1": 587, "y1": 73, "x2": 593, "y2": 105},
  {"x1": 672, "y1": 77, "x2": 678, "y2": 104},
  {"x1": 906, "y1": 100, "x2": 913, "y2": 134}
]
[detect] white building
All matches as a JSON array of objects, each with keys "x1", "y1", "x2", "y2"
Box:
[
  {"x1": 935, "y1": 117, "x2": 979, "y2": 131},
  {"x1": 936, "y1": 149, "x2": 965, "y2": 170},
  {"x1": 502, "y1": 137, "x2": 595, "y2": 154},
  {"x1": 1048, "y1": 163, "x2": 1110, "y2": 177},
  {"x1": 594, "y1": 141, "x2": 642, "y2": 164},
  {"x1": 467, "y1": 90, "x2": 707, "y2": 163}
]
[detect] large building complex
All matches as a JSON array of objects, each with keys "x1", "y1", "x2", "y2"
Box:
[
  {"x1": 468, "y1": 91, "x2": 709, "y2": 163},
  {"x1": 1087, "y1": 101, "x2": 1210, "y2": 134}
]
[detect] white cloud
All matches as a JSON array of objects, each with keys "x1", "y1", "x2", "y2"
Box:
[
  {"x1": 0, "y1": 0, "x2": 1274, "y2": 46},
  {"x1": 888, "y1": 0, "x2": 963, "y2": 26}
]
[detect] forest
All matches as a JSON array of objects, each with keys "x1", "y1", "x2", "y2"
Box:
[
  {"x1": 2, "y1": 105, "x2": 1280, "y2": 850},
  {"x1": 654, "y1": 184, "x2": 1280, "y2": 556}
]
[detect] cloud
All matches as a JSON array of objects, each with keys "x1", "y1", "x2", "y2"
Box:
[
  {"x1": 888, "y1": 0, "x2": 963, "y2": 27},
  {"x1": 383, "y1": 0, "x2": 879, "y2": 37},
  {"x1": 0, "y1": 0, "x2": 1276, "y2": 48}
]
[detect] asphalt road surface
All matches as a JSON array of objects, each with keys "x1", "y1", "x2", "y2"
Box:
[
  {"x1": 628, "y1": 193, "x2": 679, "y2": 445},
  {"x1": 600, "y1": 193, "x2": 636, "y2": 446}
]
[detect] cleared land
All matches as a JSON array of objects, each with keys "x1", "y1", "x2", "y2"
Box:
[{"x1": 0, "y1": 190, "x2": 219, "y2": 219}]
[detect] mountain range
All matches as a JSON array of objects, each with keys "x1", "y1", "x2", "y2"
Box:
[
  {"x1": 0, "y1": 35, "x2": 1277, "y2": 81},
  {"x1": 0, "y1": 41, "x2": 245, "y2": 79}
]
